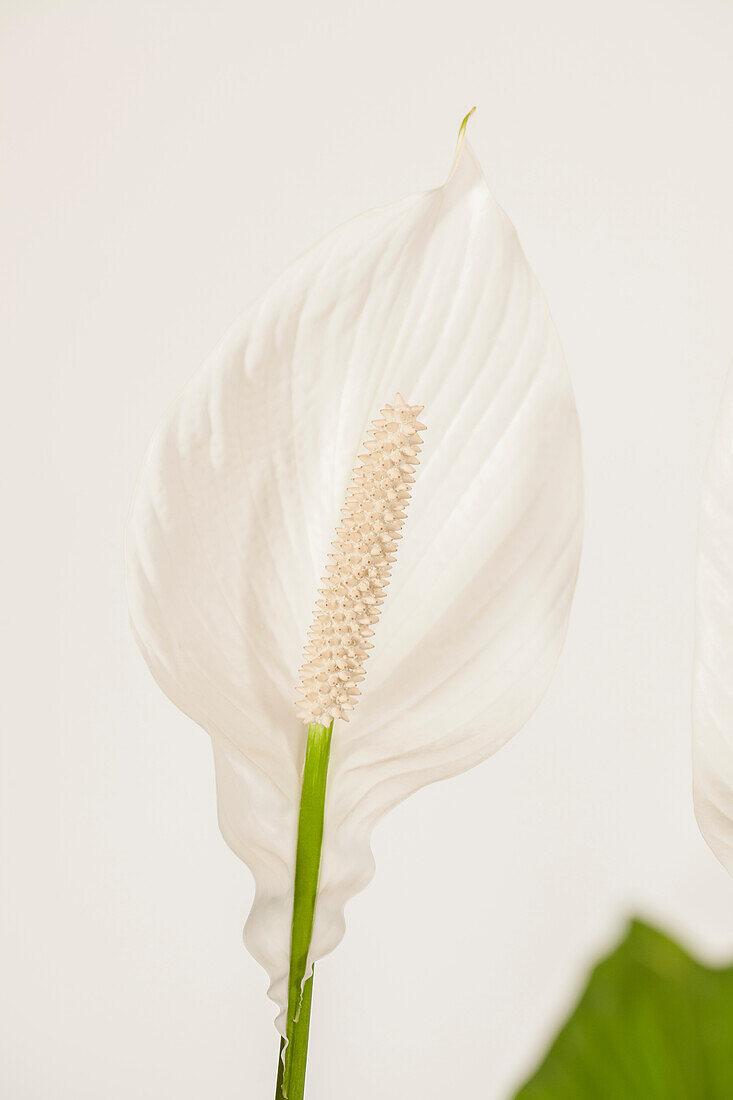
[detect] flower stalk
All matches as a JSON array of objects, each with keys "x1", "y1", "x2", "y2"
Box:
[{"x1": 276, "y1": 720, "x2": 334, "y2": 1100}]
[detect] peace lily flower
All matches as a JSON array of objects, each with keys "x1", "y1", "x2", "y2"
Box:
[
  {"x1": 693, "y1": 363, "x2": 733, "y2": 874},
  {"x1": 126, "y1": 112, "x2": 583, "y2": 1098}
]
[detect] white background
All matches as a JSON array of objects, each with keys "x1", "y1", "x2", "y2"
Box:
[{"x1": 2, "y1": 0, "x2": 733, "y2": 1096}]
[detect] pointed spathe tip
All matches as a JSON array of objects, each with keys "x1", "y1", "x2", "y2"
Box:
[
  {"x1": 457, "y1": 106, "x2": 477, "y2": 145},
  {"x1": 446, "y1": 107, "x2": 477, "y2": 184}
]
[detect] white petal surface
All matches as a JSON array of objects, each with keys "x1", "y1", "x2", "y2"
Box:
[
  {"x1": 126, "y1": 133, "x2": 583, "y2": 1028},
  {"x1": 693, "y1": 364, "x2": 733, "y2": 874}
]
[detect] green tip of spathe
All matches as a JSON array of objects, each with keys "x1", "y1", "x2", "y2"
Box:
[{"x1": 457, "y1": 106, "x2": 477, "y2": 143}]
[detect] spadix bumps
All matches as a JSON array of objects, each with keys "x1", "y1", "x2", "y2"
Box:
[{"x1": 296, "y1": 395, "x2": 425, "y2": 725}]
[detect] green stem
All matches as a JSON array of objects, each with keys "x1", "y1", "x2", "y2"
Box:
[{"x1": 275, "y1": 720, "x2": 334, "y2": 1100}]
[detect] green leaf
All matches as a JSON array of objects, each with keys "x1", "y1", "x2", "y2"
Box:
[{"x1": 513, "y1": 920, "x2": 733, "y2": 1099}]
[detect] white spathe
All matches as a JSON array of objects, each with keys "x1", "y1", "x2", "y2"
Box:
[
  {"x1": 125, "y1": 126, "x2": 584, "y2": 1031},
  {"x1": 693, "y1": 364, "x2": 733, "y2": 874}
]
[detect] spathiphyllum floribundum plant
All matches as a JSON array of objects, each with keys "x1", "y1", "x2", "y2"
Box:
[
  {"x1": 694, "y1": 364, "x2": 733, "y2": 875},
  {"x1": 126, "y1": 112, "x2": 583, "y2": 1098}
]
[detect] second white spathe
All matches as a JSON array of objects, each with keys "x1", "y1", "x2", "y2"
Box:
[{"x1": 694, "y1": 363, "x2": 733, "y2": 875}]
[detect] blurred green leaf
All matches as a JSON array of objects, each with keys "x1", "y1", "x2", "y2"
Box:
[{"x1": 513, "y1": 920, "x2": 733, "y2": 1099}]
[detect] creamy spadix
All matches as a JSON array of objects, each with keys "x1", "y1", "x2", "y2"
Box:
[{"x1": 296, "y1": 394, "x2": 425, "y2": 726}]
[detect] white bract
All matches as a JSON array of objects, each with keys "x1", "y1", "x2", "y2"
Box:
[
  {"x1": 126, "y1": 122, "x2": 584, "y2": 1030},
  {"x1": 693, "y1": 364, "x2": 733, "y2": 874}
]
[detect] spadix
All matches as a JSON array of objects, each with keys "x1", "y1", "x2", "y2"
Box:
[{"x1": 296, "y1": 394, "x2": 425, "y2": 725}]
